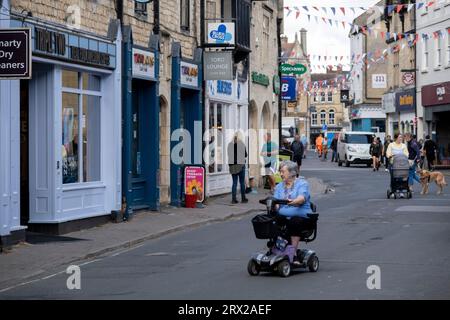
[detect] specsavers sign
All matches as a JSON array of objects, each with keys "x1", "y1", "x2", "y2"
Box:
[
  {"x1": 180, "y1": 61, "x2": 199, "y2": 87},
  {"x1": 0, "y1": 28, "x2": 31, "y2": 79}
]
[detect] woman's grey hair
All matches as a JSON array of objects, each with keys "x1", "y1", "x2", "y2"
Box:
[{"x1": 279, "y1": 160, "x2": 298, "y2": 179}]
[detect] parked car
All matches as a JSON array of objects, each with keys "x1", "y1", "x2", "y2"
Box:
[{"x1": 337, "y1": 131, "x2": 375, "y2": 167}]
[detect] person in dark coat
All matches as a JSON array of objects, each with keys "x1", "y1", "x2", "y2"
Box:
[
  {"x1": 290, "y1": 134, "x2": 304, "y2": 170},
  {"x1": 330, "y1": 136, "x2": 338, "y2": 163},
  {"x1": 228, "y1": 132, "x2": 248, "y2": 204},
  {"x1": 423, "y1": 135, "x2": 437, "y2": 171}
]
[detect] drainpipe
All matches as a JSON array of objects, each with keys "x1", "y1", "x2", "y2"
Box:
[
  {"x1": 153, "y1": 0, "x2": 160, "y2": 35},
  {"x1": 277, "y1": 17, "x2": 282, "y2": 147}
]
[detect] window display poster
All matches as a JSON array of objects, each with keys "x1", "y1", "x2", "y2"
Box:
[
  {"x1": 184, "y1": 166, "x2": 205, "y2": 202},
  {"x1": 62, "y1": 107, "x2": 78, "y2": 184}
]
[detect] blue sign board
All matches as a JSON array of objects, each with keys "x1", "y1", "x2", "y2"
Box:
[
  {"x1": 322, "y1": 124, "x2": 328, "y2": 132},
  {"x1": 281, "y1": 76, "x2": 297, "y2": 101},
  {"x1": 395, "y1": 88, "x2": 415, "y2": 113}
]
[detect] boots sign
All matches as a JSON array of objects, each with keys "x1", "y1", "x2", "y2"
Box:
[{"x1": 0, "y1": 28, "x2": 31, "y2": 79}]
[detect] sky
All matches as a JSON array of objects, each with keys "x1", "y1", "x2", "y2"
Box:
[{"x1": 283, "y1": 0, "x2": 380, "y2": 73}]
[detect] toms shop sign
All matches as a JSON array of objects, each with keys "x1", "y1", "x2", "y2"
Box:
[
  {"x1": 132, "y1": 48, "x2": 155, "y2": 80},
  {"x1": 0, "y1": 28, "x2": 31, "y2": 79},
  {"x1": 180, "y1": 61, "x2": 199, "y2": 87}
]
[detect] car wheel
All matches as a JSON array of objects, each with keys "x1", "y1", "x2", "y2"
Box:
[
  {"x1": 277, "y1": 260, "x2": 291, "y2": 277},
  {"x1": 247, "y1": 259, "x2": 260, "y2": 276}
]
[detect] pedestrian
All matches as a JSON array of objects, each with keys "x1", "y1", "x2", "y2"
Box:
[
  {"x1": 260, "y1": 132, "x2": 279, "y2": 194},
  {"x1": 376, "y1": 137, "x2": 383, "y2": 169},
  {"x1": 290, "y1": 134, "x2": 304, "y2": 172},
  {"x1": 383, "y1": 135, "x2": 392, "y2": 171},
  {"x1": 322, "y1": 136, "x2": 328, "y2": 160},
  {"x1": 386, "y1": 133, "x2": 409, "y2": 173},
  {"x1": 227, "y1": 132, "x2": 248, "y2": 204},
  {"x1": 417, "y1": 137, "x2": 424, "y2": 168},
  {"x1": 301, "y1": 135, "x2": 308, "y2": 159},
  {"x1": 369, "y1": 138, "x2": 382, "y2": 171},
  {"x1": 404, "y1": 133, "x2": 421, "y2": 192},
  {"x1": 423, "y1": 135, "x2": 437, "y2": 171},
  {"x1": 330, "y1": 135, "x2": 338, "y2": 162},
  {"x1": 315, "y1": 134, "x2": 323, "y2": 158}
]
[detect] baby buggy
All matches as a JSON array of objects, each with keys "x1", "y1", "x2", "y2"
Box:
[
  {"x1": 248, "y1": 197, "x2": 319, "y2": 277},
  {"x1": 387, "y1": 154, "x2": 412, "y2": 199}
]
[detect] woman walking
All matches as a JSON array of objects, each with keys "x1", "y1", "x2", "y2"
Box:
[{"x1": 369, "y1": 138, "x2": 382, "y2": 171}]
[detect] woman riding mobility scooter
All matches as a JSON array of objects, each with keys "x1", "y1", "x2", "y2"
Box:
[
  {"x1": 248, "y1": 197, "x2": 319, "y2": 277},
  {"x1": 247, "y1": 160, "x2": 319, "y2": 277}
]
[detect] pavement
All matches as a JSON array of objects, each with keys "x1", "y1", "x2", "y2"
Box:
[{"x1": 0, "y1": 172, "x2": 328, "y2": 291}]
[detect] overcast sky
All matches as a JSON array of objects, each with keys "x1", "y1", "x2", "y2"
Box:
[{"x1": 283, "y1": 0, "x2": 379, "y2": 73}]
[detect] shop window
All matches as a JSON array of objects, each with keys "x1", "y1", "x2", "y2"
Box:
[
  {"x1": 180, "y1": 0, "x2": 190, "y2": 31},
  {"x1": 62, "y1": 70, "x2": 101, "y2": 184},
  {"x1": 208, "y1": 103, "x2": 226, "y2": 173}
]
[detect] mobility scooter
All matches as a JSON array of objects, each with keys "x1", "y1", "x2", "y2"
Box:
[{"x1": 247, "y1": 197, "x2": 319, "y2": 277}]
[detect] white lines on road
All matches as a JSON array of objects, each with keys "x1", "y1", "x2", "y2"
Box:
[
  {"x1": 110, "y1": 244, "x2": 145, "y2": 257},
  {"x1": 367, "y1": 198, "x2": 450, "y2": 202},
  {"x1": 145, "y1": 252, "x2": 176, "y2": 257},
  {"x1": 79, "y1": 258, "x2": 103, "y2": 266},
  {"x1": 395, "y1": 206, "x2": 450, "y2": 213}
]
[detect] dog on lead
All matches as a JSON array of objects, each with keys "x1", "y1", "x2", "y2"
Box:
[{"x1": 417, "y1": 169, "x2": 448, "y2": 195}]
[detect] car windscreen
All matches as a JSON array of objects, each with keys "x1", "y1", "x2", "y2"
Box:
[{"x1": 345, "y1": 134, "x2": 374, "y2": 144}]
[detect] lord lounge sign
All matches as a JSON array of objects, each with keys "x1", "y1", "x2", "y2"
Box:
[{"x1": 0, "y1": 28, "x2": 31, "y2": 79}]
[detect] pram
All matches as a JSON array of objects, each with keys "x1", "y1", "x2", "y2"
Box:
[{"x1": 387, "y1": 154, "x2": 412, "y2": 199}]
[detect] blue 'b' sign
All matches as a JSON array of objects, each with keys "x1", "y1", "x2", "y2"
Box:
[{"x1": 281, "y1": 76, "x2": 297, "y2": 101}]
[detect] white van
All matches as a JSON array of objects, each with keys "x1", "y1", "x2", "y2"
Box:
[{"x1": 337, "y1": 131, "x2": 376, "y2": 167}]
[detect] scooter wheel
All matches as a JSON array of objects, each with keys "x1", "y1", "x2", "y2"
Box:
[
  {"x1": 247, "y1": 259, "x2": 260, "y2": 276},
  {"x1": 277, "y1": 260, "x2": 291, "y2": 277},
  {"x1": 308, "y1": 255, "x2": 319, "y2": 272}
]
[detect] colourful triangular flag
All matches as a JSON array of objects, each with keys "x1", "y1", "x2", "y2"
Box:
[
  {"x1": 303, "y1": 6, "x2": 309, "y2": 12},
  {"x1": 322, "y1": 7, "x2": 327, "y2": 15},
  {"x1": 407, "y1": 4, "x2": 414, "y2": 12},
  {"x1": 331, "y1": 7, "x2": 336, "y2": 15},
  {"x1": 340, "y1": 7, "x2": 345, "y2": 15}
]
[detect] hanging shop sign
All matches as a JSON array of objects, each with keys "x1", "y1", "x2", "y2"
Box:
[
  {"x1": 132, "y1": 48, "x2": 155, "y2": 80},
  {"x1": 0, "y1": 28, "x2": 31, "y2": 79},
  {"x1": 207, "y1": 23, "x2": 235, "y2": 46},
  {"x1": 395, "y1": 88, "x2": 415, "y2": 112},
  {"x1": 180, "y1": 61, "x2": 199, "y2": 87},
  {"x1": 204, "y1": 51, "x2": 233, "y2": 80},
  {"x1": 281, "y1": 76, "x2": 297, "y2": 101},
  {"x1": 402, "y1": 72, "x2": 415, "y2": 85},
  {"x1": 273, "y1": 75, "x2": 280, "y2": 94},
  {"x1": 184, "y1": 166, "x2": 205, "y2": 202},
  {"x1": 251, "y1": 72, "x2": 269, "y2": 87},
  {"x1": 280, "y1": 63, "x2": 307, "y2": 75},
  {"x1": 340, "y1": 89, "x2": 349, "y2": 103},
  {"x1": 382, "y1": 92, "x2": 396, "y2": 113}
]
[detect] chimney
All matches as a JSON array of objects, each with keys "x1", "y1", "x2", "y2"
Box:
[
  {"x1": 300, "y1": 28, "x2": 307, "y2": 56},
  {"x1": 295, "y1": 32, "x2": 298, "y2": 43}
]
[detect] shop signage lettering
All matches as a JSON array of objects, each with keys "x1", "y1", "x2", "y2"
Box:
[
  {"x1": 422, "y1": 82, "x2": 450, "y2": 106},
  {"x1": 251, "y1": 72, "x2": 269, "y2": 87},
  {"x1": 0, "y1": 28, "x2": 31, "y2": 79},
  {"x1": 395, "y1": 89, "x2": 415, "y2": 112},
  {"x1": 281, "y1": 76, "x2": 297, "y2": 101},
  {"x1": 35, "y1": 27, "x2": 66, "y2": 55},
  {"x1": 280, "y1": 63, "x2": 307, "y2": 75},
  {"x1": 372, "y1": 74, "x2": 387, "y2": 89},
  {"x1": 132, "y1": 48, "x2": 155, "y2": 80},
  {"x1": 204, "y1": 51, "x2": 232, "y2": 80},
  {"x1": 217, "y1": 80, "x2": 232, "y2": 95},
  {"x1": 207, "y1": 23, "x2": 235, "y2": 45},
  {"x1": 402, "y1": 72, "x2": 415, "y2": 85},
  {"x1": 180, "y1": 61, "x2": 199, "y2": 87},
  {"x1": 184, "y1": 166, "x2": 205, "y2": 202},
  {"x1": 70, "y1": 46, "x2": 110, "y2": 67}
]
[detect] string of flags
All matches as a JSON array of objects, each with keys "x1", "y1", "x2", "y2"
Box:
[{"x1": 284, "y1": 1, "x2": 447, "y2": 32}]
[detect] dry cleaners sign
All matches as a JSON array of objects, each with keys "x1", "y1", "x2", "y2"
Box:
[{"x1": 0, "y1": 28, "x2": 31, "y2": 79}]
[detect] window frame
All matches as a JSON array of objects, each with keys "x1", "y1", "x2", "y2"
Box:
[
  {"x1": 62, "y1": 70, "x2": 102, "y2": 186},
  {"x1": 328, "y1": 109, "x2": 335, "y2": 125},
  {"x1": 311, "y1": 112, "x2": 318, "y2": 126},
  {"x1": 436, "y1": 32, "x2": 443, "y2": 68},
  {"x1": 320, "y1": 110, "x2": 326, "y2": 125}
]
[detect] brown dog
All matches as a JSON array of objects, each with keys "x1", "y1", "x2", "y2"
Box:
[{"x1": 417, "y1": 169, "x2": 448, "y2": 195}]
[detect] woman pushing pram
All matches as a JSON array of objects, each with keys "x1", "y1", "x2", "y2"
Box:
[{"x1": 385, "y1": 133, "x2": 411, "y2": 199}]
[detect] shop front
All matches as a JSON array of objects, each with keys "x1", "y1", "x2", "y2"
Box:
[
  {"x1": 170, "y1": 43, "x2": 203, "y2": 206},
  {"x1": 206, "y1": 78, "x2": 249, "y2": 196},
  {"x1": 422, "y1": 81, "x2": 450, "y2": 163},
  {"x1": 11, "y1": 18, "x2": 122, "y2": 234},
  {"x1": 122, "y1": 28, "x2": 160, "y2": 212},
  {"x1": 395, "y1": 88, "x2": 416, "y2": 135}
]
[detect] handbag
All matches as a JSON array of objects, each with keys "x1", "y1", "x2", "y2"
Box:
[{"x1": 229, "y1": 164, "x2": 244, "y2": 175}]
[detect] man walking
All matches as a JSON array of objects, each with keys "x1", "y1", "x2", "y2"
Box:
[
  {"x1": 330, "y1": 135, "x2": 338, "y2": 162},
  {"x1": 290, "y1": 134, "x2": 304, "y2": 171},
  {"x1": 423, "y1": 135, "x2": 437, "y2": 171},
  {"x1": 405, "y1": 133, "x2": 421, "y2": 191},
  {"x1": 228, "y1": 132, "x2": 248, "y2": 204}
]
